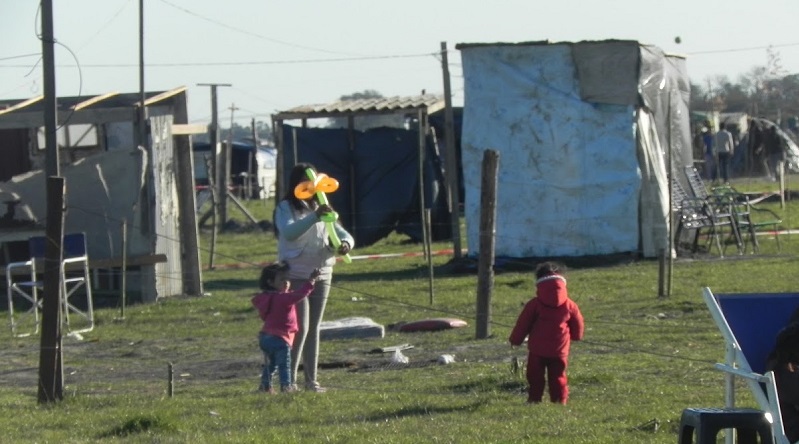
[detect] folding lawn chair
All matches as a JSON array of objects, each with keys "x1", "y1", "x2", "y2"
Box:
[
  {"x1": 701, "y1": 287, "x2": 799, "y2": 444},
  {"x1": 6, "y1": 233, "x2": 94, "y2": 337}
]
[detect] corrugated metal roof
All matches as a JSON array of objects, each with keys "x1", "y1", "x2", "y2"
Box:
[{"x1": 274, "y1": 94, "x2": 445, "y2": 120}]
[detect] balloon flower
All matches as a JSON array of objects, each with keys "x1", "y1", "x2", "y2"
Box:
[{"x1": 294, "y1": 169, "x2": 352, "y2": 263}]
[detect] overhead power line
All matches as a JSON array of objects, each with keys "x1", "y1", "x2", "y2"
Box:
[
  {"x1": 157, "y1": 0, "x2": 368, "y2": 57},
  {"x1": 0, "y1": 53, "x2": 41, "y2": 62},
  {"x1": 0, "y1": 52, "x2": 437, "y2": 69},
  {"x1": 688, "y1": 41, "x2": 799, "y2": 55}
]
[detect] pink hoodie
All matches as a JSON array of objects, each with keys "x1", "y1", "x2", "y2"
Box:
[{"x1": 251, "y1": 281, "x2": 315, "y2": 346}]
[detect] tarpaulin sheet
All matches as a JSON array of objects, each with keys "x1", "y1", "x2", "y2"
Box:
[
  {"x1": 459, "y1": 43, "x2": 640, "y2": 257},
  {"x1": 280, "y1": 125, "x2": 450, "y2": 247}
]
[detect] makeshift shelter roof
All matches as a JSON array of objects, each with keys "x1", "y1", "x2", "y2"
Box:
[
  {"x1": 0, "y1": 87, "x2": 190, "y2": 129},
  {"x1": 272, "y1": 94, "x2": 445, "y2": 120}
]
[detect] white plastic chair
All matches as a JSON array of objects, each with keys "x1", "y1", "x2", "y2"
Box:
[
  {"x1": 6, "y1": 233, "x2": 94, "y2": 336},
  {"x1": 702, "y1": 287, "x2": 799, "y2": 444}
]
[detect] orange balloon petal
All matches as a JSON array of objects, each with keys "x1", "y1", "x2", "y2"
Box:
[
  {"x1": 316, "y1": 175, "x2": 339, "y2": 193},
  {"x1": 294, "y1": 181, "x2": 316, "y2": 200}
]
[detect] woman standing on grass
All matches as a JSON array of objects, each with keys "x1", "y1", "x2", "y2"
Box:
[{"x1": 273, "y1": 162, "x2": 354, "y2": 392}]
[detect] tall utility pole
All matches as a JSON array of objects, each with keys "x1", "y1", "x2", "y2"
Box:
[
  {"x1": 137, "y1": 0, "x2": 147, "y2": 147},
  {"x1": 197, "y1": 83, "x2": 231, "y2": 224},
  {"x1": 38, "y1": 0, "x2": 65, "y2": 404},
  {"x1": 440, "y1": 41, "x2": 462, "y2": 259}
]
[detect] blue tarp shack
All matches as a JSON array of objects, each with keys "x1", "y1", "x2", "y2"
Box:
[{"x1": 271, "y1": 95, "x2": 453, "y2": 248}]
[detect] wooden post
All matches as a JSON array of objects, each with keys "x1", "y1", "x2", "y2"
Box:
[
  {"x1": 657, "y1": 248, "x2": 666, "y2": 298},
  {"x1": 249, "y1": 117, "x2": 257, "y2": 199},
  {"x1": 440, "y1": 41, "x2": 462, "y2": 259},
  {"x1": 347, "y1": 115, "x2": 357, "y2": 235},
  {"x1": 120, "y1": 220, "x2": 127, "y2": 318},
  {"x1": 205, "y1": 156, "x2": 218, "y2": 270},
  {"x1": 220, "y1": 137, "x2": 230, "y2": 224},
  {"x1": 476, "y1": 150, "x2": 499, "y2": 339},
  {"x1": 38, "y1": 176, "x2": 65, "y2": 403},
  {"x1": 425, "y1": 209, "x2": 434, "y2": 305},
  {"x1": 168, "y1": 362, "x2": 174, "y2": 398},
  {"x1": 273, "y1": 118, "x2": 284, "y2": 201},
  {"x1": 418, "y1": 109, "x2": 430, "y2": 260},
  {"x1": 173, "y1": 91, "x2": 203, "y2": 296},
  {"x1": 780, "y1": 161, "x2": 786, "y2": 209}
]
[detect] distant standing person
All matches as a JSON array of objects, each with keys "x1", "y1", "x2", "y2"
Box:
[
  {"x1": 764, "y1": 126, "x2": 785, "y2": 182},
  {"x1": 251, "y1": 263, "x2": 320, "y2": 393},
  {"x1": 509, "y1": 262, "x2": 584, "y2": 405},
  {"x1": 702, "y1": 127, "x2": 715, "y2": 180},
  {"x1": 715, "y1": 123, "x2": 735, "y2": 183},
  {"x1": 273, "y1": 162, "x2": 354, "y2": 393}
]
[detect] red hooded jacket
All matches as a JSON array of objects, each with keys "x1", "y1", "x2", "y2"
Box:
[{"x1": 508, "y1": 274, "x2": 584, "y2": 358}]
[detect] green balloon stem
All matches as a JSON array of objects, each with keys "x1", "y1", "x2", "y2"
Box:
[{"x1": 305, "y1": 168, "x2": 351, "y2": 264}]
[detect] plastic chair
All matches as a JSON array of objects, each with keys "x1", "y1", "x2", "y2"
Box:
[
  {"x1": 6, "y1": 233, "x2": 94, "y2": 336},
  {"x1": 672, "y1": 179, "x2": 742, "y2": 257},
  {"x1": 678, "y1": 407, "x2": 773, "y2": 444},
  {"x1": 710, "y1": 187, "x2": 782, "y2": 254},
  {"x1": 702, "y1": 287, "x2": 799, "y2": 444}
]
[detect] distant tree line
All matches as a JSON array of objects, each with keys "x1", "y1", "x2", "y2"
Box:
[
  {"x1": 690, "y1": 47, "x2": 799, "y2": 129},
  {"x1": 193, "y1": 120, "x2": 273, "y2": 145}
]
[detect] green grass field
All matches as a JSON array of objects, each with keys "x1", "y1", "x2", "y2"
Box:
[{"x1": 0, "y1": 177, "x2": 798, "y2": 443}]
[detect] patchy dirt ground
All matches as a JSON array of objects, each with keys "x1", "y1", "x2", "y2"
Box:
[{"x1": 0, "y1": 330, "x2": 512, "y2": 396}]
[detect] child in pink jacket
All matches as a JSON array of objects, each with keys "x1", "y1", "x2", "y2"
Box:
[
  {"x1": 509, "y1": 262, "x2": 584, "y2": 404},
  {"x1": 251, "y1": 262, "x2": 320, "y2": 393}
]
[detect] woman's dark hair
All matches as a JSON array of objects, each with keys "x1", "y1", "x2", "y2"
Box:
[
  {"x1": 282, "y1": 163, "x2": 318, "y2": 207},
  {"x1": 273, "y1": 162, "x2": 318, "y2": 236},
  {"x1": 535, "y1": 261, "x2": 564, "y2": 280}
]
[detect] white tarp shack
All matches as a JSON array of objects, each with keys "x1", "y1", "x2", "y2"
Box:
[
  {"x1": 456, "y1": 40, "x2": 692, "y2": 258},
  {"x1": 0, "y1": 87, "x2": 203, "y2": 301}
]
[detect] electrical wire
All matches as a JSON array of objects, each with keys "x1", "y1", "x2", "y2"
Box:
[{"x1": 156, "y1": 0, "x2": 370, "y2": 57}]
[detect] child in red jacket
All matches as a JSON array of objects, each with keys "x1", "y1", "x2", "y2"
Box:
[
  {"x1": 509, "y1": 262, "x2": 584, "y2": 404},
  {"x1": 252, "y1": 262, "x2": 320, "y2": 393}
]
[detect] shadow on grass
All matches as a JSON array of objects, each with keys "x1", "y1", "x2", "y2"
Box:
[
  {"x1": 97, "y1": 415, "x2": 175, "y2": 438},
  {"x1": 362, "y1": 401, "x2": 487, "y2": 422},
  {"x1": 203, "y1": 278, "x2": 254, "y2": 293},
  {"x1": 447, "y1": 375, "x2": 526, "y2": 394}
]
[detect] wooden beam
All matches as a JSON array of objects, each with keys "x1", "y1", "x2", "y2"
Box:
[
  {"x1": 0, "y1": 95, "x2": 44, "y2": 116},
  {"x1": 172, "y1": 123, "x2": 207, "y2": 135},
  {"x1": 72, "y1": 92, "x2": 119, "y2": 111},
  {"x1": 140, "y1": 86, "x2": 188, "y2": 106}
]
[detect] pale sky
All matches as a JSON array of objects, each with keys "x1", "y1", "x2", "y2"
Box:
[{"x1": 2, "y1": 0, "x2": 799, "y2": 127}]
